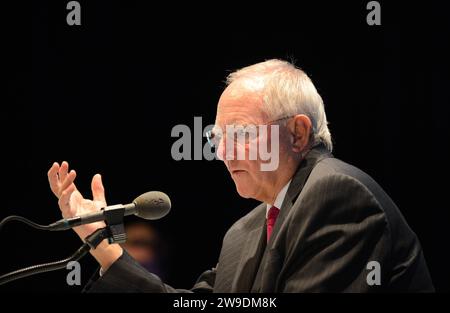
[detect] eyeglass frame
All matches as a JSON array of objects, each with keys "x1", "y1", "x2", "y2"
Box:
[{"x1": 205, "y1": 115, "x2": 295, "y2": 149}]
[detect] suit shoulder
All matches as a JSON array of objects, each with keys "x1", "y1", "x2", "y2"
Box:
[
  {"x1": 301, "y1": 160, "x2": 388, "y2": 220},
  {"x1": 294, "y1": 157, "x2": 397, "y2": 232},
  {"x1": 313, "y1": 157, "x2": 374, "y2": 181},
  {"x1": 311, "y1": 157, "x2": 391, "y2": 202},
  {"x1": 306, "y1": 157, "x2": 418, "y2": 248}
]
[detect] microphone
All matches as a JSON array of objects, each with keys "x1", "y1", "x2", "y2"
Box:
[{"x1": 48, "y1": 191, "x2": 171, "y2": 231}]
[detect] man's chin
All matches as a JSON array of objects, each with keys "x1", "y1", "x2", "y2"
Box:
[
  {"x1": 233, "y1": 181, "x2": 254, "y2": 199},
  {"x1": 236, "y1": 189, "x2": 251, "y2": 199}
]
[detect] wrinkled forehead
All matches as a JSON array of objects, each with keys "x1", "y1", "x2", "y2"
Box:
[{"x1": 215, "y1": 80, "x2": 268, "y2": 128}]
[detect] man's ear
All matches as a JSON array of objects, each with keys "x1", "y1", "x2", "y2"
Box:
[{"x1": 289, "y1": 114, "x2": 312, "y2": 153}]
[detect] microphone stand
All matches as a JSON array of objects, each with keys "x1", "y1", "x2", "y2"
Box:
[{"x1": 0, "y1": 207, "x2": 128, "y2": 286}]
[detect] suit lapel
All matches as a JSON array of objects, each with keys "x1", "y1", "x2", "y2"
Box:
[
  {"x1": 252, "y1": 144, "x2": 332, "y2": 292},
  {"x1": 277, "y1": 145, "x2": 332, "y2": 226}
]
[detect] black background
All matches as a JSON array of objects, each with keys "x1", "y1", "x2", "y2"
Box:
[{"x1": 2, "y1": 0, "x2": 449, "y2": 292}]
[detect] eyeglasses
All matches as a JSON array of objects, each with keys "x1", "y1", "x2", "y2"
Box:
[{"x1": 205, "y1": 115, "x2": 294, "y2": 149}]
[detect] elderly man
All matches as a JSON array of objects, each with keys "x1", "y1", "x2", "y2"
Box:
[{"x1": 47, "y1": 59, "x2": 434, "y2": 292}]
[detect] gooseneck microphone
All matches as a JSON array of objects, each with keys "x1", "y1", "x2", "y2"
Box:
[
  {"x1": 0, "y1": 191, "x2": 171, "y2": 286},
  {"x1": 48, "y1": 191, "x2": 171, "y2": 231}
]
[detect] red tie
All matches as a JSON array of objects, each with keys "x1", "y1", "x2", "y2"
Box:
[{"x1": 267, "y1": 206, "x2": 280, "y2": 242}]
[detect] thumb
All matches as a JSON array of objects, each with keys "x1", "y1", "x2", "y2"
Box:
[{"x1": 91, "y1": 174, "x2": 106, "y2": 204}]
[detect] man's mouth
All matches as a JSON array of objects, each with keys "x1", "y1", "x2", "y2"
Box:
[{"x1": 231, "y1": 169, "x2": 246, "y2": 174}]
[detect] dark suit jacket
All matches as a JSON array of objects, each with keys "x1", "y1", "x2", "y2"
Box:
[{"x1": 84, "y1": 145, "x2": 434, "y2": 292}]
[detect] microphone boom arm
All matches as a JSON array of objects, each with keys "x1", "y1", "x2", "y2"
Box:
[{"x1": 0, "y1": 208, "x2": 128, "y2": 286}]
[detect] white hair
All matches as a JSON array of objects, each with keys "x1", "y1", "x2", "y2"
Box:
[{"x1": 226, "y1": 59, "x2": 333, "y2": 152}]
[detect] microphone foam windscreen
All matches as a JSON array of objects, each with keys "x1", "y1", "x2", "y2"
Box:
[{"x1": 133, "y1": 191, "x2": 171, "y2": 220}]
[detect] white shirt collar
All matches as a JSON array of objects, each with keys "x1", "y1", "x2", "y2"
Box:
[{"x1": 266, "y1": 179, "x2": 292, "y2": 218}]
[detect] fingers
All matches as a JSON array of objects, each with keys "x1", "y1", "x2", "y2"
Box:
[
  {"x1": 60, "y1": 169, "x2": 77, "y2": 192},
  {"x1": 58, "y1": 184, "x2": 76, "y2": 218},
  {"x1": 48, "y1": 162, "x2": 60, "y2": 197},
  {"x1": 91, "y1": 174, "x2": 106, "y2": 204},
  {"x1": 48, "y1": 161, "x2": 78, "y2": 199},
  {"x1": 59, "y1": 161, "x2": 69, "y2": 182}
]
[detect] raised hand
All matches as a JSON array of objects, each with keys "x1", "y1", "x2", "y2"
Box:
[
  {"x1": 47, "y1": 161, "x2": 107, "y2": 240},
  {"x1": 47, "y1": 161, "x2": 123, "y2": 269}
]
